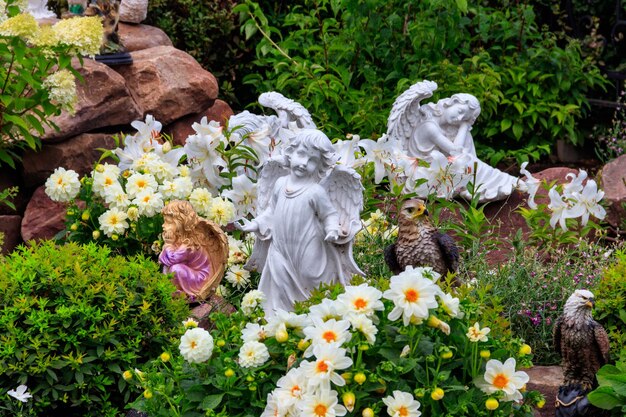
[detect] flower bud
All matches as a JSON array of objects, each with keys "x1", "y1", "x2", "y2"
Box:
[
  {"x1": 81, "y1": 210, "x2": 90, "y2": 221},
  {"x1": 224, "y1": 368, "x2": 235, "y2": 378},
  {"x1": 413, "y1": 388, "x2": 425, "y2": 398},
  {"x1": 275, "y1": 329, "x2": 289, "y2": 343},
  {"x1": 342, "y1": 392, "x2": 356, "y2": 412},
  {"x1": 70, "y1": 223, "x2": 79, "y2": 231},
  {"x1": 245, "y1": 375, "x2": 255, "y2": 382},
  {"x1": 162, "y1": 141, "x2": 172, "y2": 153},
  {"x1": 216, "y1": 339, "x2": 226, "y2": 348},
  {"x1": 362, "y1": 408, "x2": 374, "y2": 417},
  {"x1": 297, "y1": 339, "x2": 310, "y2": 351},
  {"x1": 143, "y1": 389, "x2": 153, "y2": 399},
  {"x1": 92, "y1": 230, "x2": 100, "y2": 239},
  {"x1": 95, "y1": 164, "x2": 105, "y2": 173},
  {"x1": 122, "y1": 370, "x2": 133, "y2": 381},
  {"x1": 485, "y1": 398, "x2": 499, "y2": 410},
  {"x1": 519, "y1": 344, "x2": 532, "y2": 355},
  {"x1": 537, "y1": 398, "x2": 546, "y2": 409},
  {"x1": 427, "y1": 315, "x2": 441, "y2": 328},
  {"x1": 480, "y1": 350, "x2": 491, "y2": 359},
  {"x1": 341, "y1": 372, "x2": 353, "y2": 383},
  {"x1": 354, "y1": 372, "x2": 367, "y2": 385},
  {"x1": 440, "y1": 349, "x2": 453, "y2": 360},
  {"x1": 160, "y1": 352, "x2": 170, "y2": 362},
  {"x1": 431, "y1": 387, "x2": 444, "y2": 401},
  {"x1": 111, "y1": 234, "x2": 119, "y2": 241}
]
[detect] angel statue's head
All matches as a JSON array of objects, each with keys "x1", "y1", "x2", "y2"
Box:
[
  {"x1": 439, "y1": 93, "x2": 481, "y2": 126},
  {"x1": 161, "y1": 200, "x2": 201, "y2": 249},
  {"x1": 284, "y1": 129, "x2": 338, "y2": 180}
]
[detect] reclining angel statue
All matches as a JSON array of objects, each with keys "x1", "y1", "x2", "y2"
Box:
[
  {"x1": 237, "y1": 128, "x2": 364, "y2": 316},
  {"x1": 159, "y1": 200, "x2": 229, "y2": 301},
  {"x1": 387, "y1": 80, "x2": 523, "y2": 202}
]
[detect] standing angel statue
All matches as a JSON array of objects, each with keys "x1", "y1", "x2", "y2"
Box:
[
  {"x1": 159, "y1": 200, "x2": 229, "y2": 300},
  {"x1": 387, "y1": 80, "x2": 522, "y2": 202},
  {"x1": 237, "y1": 129, "x2": 364, "y2": 316}
]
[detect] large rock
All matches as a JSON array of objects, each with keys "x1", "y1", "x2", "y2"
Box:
[
  {"x1": 526, "y1": 365, "x2": 563, "y2": 417},
  {"x1": 0, "y1": 215, "x2": 22, "y2": 254},
  {"x1": 600, "y1": 154, "x2": 626, "y2": 228},
  {"x1": 22, "y1": 133, "x2": 117, "y2": 188},
  {"x1": 119, "y1": 23, "x2": 172, "y2": 52},
  {"x1": 43, "y1": 59, "x2": 142, "y2": 142},
  {"x1": 115, "y1": 46, "x2": 219, "y2": 125},
  {"x1": 21, "y1": 186, "x2": 67, "y2": 242},
  {"x1": 119, "y1": 0, "x2": 148, "y2": 23},
  {"x1": 166, "y1": 99, "x2": 234, "y2": 146}
]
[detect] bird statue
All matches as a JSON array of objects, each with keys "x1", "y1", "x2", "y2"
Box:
[
  {"x1": 553, "y1": 289, "x2": 610, "y2": 417},
  {"x1": 384, "y1": 198, "x2": 460, "y2": 283}
]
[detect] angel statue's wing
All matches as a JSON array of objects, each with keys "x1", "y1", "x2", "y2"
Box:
[
  {"x1": 386, "y1": 80, "x2": 438, "y2": 149},
  {"x1": 258, "y1": 91, "x2": 316, "y2": 129},
  {"x1": 243, "y1": 157, "x2": 290, "y2": 273},
  {"x1": 196, "y1": 218, "x2": 229, "y2": 299},
  {"x1": 321, "y1": 164, "x2": 365, "y2": 282}
]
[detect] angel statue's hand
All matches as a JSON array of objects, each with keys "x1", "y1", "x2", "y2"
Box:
[
  {"x1": 236, "y1": 218, "x2": 258, "y2": 233},
  {"x1": 324, "y1": 229, "x2": 339, "y2": 242}
]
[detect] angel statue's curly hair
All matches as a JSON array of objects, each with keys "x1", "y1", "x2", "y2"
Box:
[
  {"x1": 440, "y1": 93, "x2": 481, "y2": 124},
  {"x1": 283, "y1": 129, "x2": 338, "y2": 180},
  {"x1": 161, "y1": 200, "x2": 204, "y2": 251}
]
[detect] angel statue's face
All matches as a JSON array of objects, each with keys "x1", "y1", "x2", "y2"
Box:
[
  {"x1": 162, "y1": 214, "x2": 178, "y2": 245},
  {"x1": 443, "y1": 102, "x2": 471, "y2": 126},
  {"x1": 289, "y1": 143, "x2": 321, "y2": 178}
]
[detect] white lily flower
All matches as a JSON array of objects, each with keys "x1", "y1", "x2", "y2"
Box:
[
  {"x1": 563, "y1": 170, "x2": 588, "y2": 199},
  {"x1": 547, "y1": 186, "x2": 571, "y2": 231},
  {"x1": 359, "y1": 135, "x2": 396, "y2": 184},
  {"x1": 131, "y1": 114, "x2": 162, "y2": 140},
  {"x1": 519, "y1": 161, "x2": 541, "y2": 209},
  {"x1": 334, "y1": 134, "x2": 362, "y2": 168},
  {"x1": 569, "y1": 179, "x2": 606, "y2": 226},
  {"x1": 221, "y1": 174, "x2": 258, "y2": 219}
]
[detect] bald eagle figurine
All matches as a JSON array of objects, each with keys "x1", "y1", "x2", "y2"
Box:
[
  {"x1": 384, "y1": 199, "x2": 460, "y2": 282},
  {"x1": 553, "y1": 289, "x2": 610, "y2": 417}
]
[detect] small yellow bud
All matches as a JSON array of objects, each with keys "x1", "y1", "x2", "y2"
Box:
[
  {"x1": 519, "y1": 344, "x2": 532, "y2": 355},
  {"x1": 275, "y1": 329, "x2": 289, "y2": 343},
  {"x1": 440, "y1": 350, "x2": 453, "y2": 360},
  {"x1": 111, "y1": 234, "x2": 119, "y2": 241},
  {"x1": 485, "y1": 398, "x2": 499, "y2": 410},
  {"x1": 143, "y1": 389, "x2": 153, "y2": 399},
  {"x1": 70, "y1": 223, "x2": 79, "y2": 231},
  {"x1": 122, "y1": 370, "x2": 133, "y2": 381},
  {"x1": 354, "y1": 372, "x2": 367, "y2": 385},
  {"x1": 358, "y1": 343, "x2": 369, "y2": 351},
  {"x1": 160, "y1": 352, "x2": 170, "y2": 362},
  {"x1": 81, "y1": 211, "x2": 90, "y2": 221},
  {"x1": 92, "y1": 230, "x2": 100, "y2": 239},
  {"x1": 246, "y1": 375, "x2": 255, "y2": 382},
  {"x1": 341, "y1": 372, "x2": 353, "y2": 383},
  {"x1": 431, "y1": 387, "x2": 444, "y2": 401},
  {"x1": 427, "y1": 315, "x2": 441, "y2": 328},
  {"x1": 224, "y1": 368, "x2": 235, "y2": 378},
  {"x1": 216, "y1": 339, "x2": 226, "y2": 348},
  {"x1": 95, "y1": 164, "x2": 105, "y2": 173},
  {"x1": 537, "y1": 399, "x2": 546, "y2": 409},
  {"x1": 342, "y1": 392, "x2": 356, "y2": 412},
  {"x1": 67, "y1": 209, "x2": 75, "y2": 216},
  {"x1": 182, "y1": 318, "x2": 199, "y2": 328},
  {"x1": 362, "y1": 408, "x2": 375, "y2": 417},
  {"x1": 248, "y1": 385, "x2": 257, "y2": 391},
  {"x1": 297, "y1": 339, "x2": 310, "y2": 351},
  {"x1": 162, "y1": 141, "x2": 172, "y2": 153},
  {"x1": 480, "y1": 350, "x2": 491, "y2": 359}
]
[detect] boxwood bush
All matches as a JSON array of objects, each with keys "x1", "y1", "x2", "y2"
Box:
[{"x1": 0, "y1": 241, "x2": 189, "y2": 416}]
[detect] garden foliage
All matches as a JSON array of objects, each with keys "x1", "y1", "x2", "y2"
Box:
[
  {"x1": 0, "y1": 241, "x2": 189, "y2": 416},
  {"x1": 234, "y1": 0, "x2": 606, "y2": 164}
]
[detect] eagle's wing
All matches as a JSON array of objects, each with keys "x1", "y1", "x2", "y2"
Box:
[
  {"x1": 384, "y1": 243, "x2": 402, "y2": 275},
  {"x1": 553, "y1": 315, "x2": 563, "y2": 358},
  {"x1": 592, "y1": 321, "x2": 611, "y2": 365},
  {"x1": 435, "y1": 231, "x2": 460, "y2": 274},
  {"x1": 196, "y1": 218, "x2": 229, "y2": 299},
  {"x1": 258, "y1": 91, "x2": 316, "y2": 129},
  {"x1": 386, "y1": 80, "x2": 438, "y2": 149},
  {"x1": 244, "y1": 158, "x2": 289, "y2": 273}
]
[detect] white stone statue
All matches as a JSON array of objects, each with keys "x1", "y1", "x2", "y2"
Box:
[
  {"x1": 387, "y1": 80, "x2": 522, "y2": 202},
  {"x1": 27, "y1": 0, "x2": 56, "y2": 18},
  {"x1": 237, "y1": 128, "x2": 364, "y2": 316}
]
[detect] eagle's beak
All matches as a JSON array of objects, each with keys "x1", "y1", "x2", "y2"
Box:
[{"x1": 585, "y1": 299, "x2": 595, "y2": 308}]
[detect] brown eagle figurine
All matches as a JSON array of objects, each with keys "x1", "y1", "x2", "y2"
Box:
[{"x1": 384, "y1": 198, "x2": 460, "y2": 283}]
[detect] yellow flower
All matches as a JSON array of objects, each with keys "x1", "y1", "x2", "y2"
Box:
[
  {"x1": 160, "y1": 352, "x2": 170, "y2": 362},
  {"x1": 485, "y1": 398, "x2": 499, "y2": 410},
  {"x1": 122, "y1": 370, "x2": 132, "y2": 381},
  {"x1": 519, "y1": 344, "x2": 532, "y2": 355},
  {"x1": 52, "y1": 16, "x2": 103, "y2": 57},
  {"x1": 431, "y1": 387, "x2": 444, "y2": 401},
  {"x1": 0, "y1": 13, "x2": 37, "y2": 39}
]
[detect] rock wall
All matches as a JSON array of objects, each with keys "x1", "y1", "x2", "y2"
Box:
[{"x1": 0, "y1": 22, "x2": 233, "y2": 254}]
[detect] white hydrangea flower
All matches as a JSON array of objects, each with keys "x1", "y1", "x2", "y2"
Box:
[
  {"x1": 238, "y1": 340, "x2": 270, "y2": 368},
  {"x1": 42, "y1": 69, "x2": 77, "y2": 113},
  {"x1": 98, "y1": 207, "x2": 129, "y2": 237},
  {"x1": 45, "y1": 167, "x2": 81, "y2": 202},
  {"x1": 179, "y1": 327, "x2": 214, "y2": 363}
]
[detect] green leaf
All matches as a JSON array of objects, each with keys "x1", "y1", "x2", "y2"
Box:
[
  {"x1": 455, "y1": 0, "x2": 468, "y2": 13},
  {"x1": 588, "y1": 386, "x2": 623, "y2": 410},
  {"x1": 200, "y1": 393, "x2": 224, "y2": 410},
  {"x1": 597, "y1": 365, "x2": 626, "y2": 396},
  {"x1": 500, "y1": 119, "x2": 512, "y2": 131}
]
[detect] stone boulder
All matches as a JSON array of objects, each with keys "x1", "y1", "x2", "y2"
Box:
[
  {"x1": 0, "y1": 215, "x2": 22, "y2": 254},
  {"x1": 166, "y1": 99, "x2": 234, "y2": 146},
  {"x1": 43, "y1": 59, "x2": 142, "y2": 142},
  {"x1": 525, "y1": 365, "x2": 563, "y2": 417},
  {"x1": 600, "y1": 154, "x2": 626, "y2": 228},
  {"x1": 115, "y1": 46, "x2": 219, "y2": 125},
  {"x1": 22, "y1": 133, "x2": 117, "y2": 187},
  {"x1": 191, "y1": 294, "x2": 237, "y2": 330},
  {"x1": 21, "y1": 186, "x2": 68, "y2": 242},
  {"x1": 119, "y1": 0, "x2": 148, "y2": 23},
  {"x1": 119, "y1": 23, "x2": 173, "y2": 52}
]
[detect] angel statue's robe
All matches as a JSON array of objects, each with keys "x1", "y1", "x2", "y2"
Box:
[
  {"x1": 254, "y1": 176, "x2": 344, "y2": 316},
  {"x1": 159, "y1": 246, "x2": 212, "y2": 298}
]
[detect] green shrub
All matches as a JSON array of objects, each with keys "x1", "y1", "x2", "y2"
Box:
[
  {"x1": 0, "y1": 241, "x2": 189, "y2": 416},
  {"x1": 594, "y1": 249, "x2": 626, "y2": 361},
  {"x1": 235, "y1": 0, "x2": 606, "y2": 164}
]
